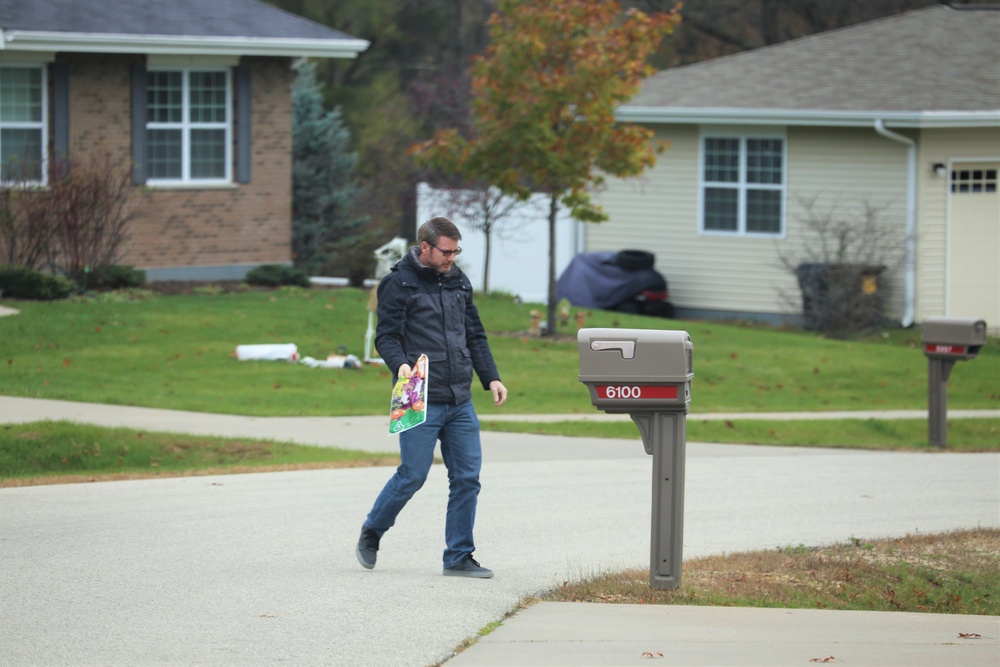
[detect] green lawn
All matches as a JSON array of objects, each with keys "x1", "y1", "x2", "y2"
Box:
[
  {"x1": 481, "y1": 418, "x2": 1000, "y2": 452},
  {"x1": 2, "y1": 287, "x2": 997, "y2": 418},
  {"x1": 0, "y1": 420, "x2": 398, "y2": 486}
]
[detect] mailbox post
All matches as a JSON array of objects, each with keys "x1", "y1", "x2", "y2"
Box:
[
  {"x1": 921, "y1": 317, "x2": 987, "y2": 448},
  {"x1": 578, "y1": 328, "x2": 693, "y2": 590}
]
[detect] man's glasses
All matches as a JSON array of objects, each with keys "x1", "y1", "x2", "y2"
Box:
[{"x1": 431, "y1": 243, "x2": 462, "y2": 257}]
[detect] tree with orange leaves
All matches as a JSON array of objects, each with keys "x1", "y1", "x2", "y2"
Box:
[{"x1": 412, "y1": 0, "x2": 681, "y2": 334}]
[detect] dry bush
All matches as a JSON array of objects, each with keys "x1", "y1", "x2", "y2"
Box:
[
  {"x1": 0, "y1": 151, "x2": 140, "y2": 286},
  {"x1": 778, "y1": 196, "x2": 909, "y2": 338}
]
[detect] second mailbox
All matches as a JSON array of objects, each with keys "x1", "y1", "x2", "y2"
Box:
[
  {"x1": 922, "y1": 317, "x2": 987, "y2": 360},
  {"x1": 578, "y1": 328, "x2": 693, "y2": 413}
]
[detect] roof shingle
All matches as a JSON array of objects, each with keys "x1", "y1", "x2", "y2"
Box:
[
  {"x1": 0, "y1": 0, "x2": 354, "y2": 41},
  {"x1": 627, "y1": 4, "x2": 1000, "y2": 114}
]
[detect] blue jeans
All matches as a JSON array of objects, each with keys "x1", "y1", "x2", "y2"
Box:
[{"x1": 364, "y1": 399, "x2": 483, "y2": 568}]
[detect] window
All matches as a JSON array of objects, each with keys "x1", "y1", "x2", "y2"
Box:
[
  {"x1": 950, "y1": 168, "x2": 997, "y2": 194},
  {"x1": 701, "y1": 135, "x2": 785, "y2": 235},
  {"x1": 0, "y1": 65, "x2": 45, "y2": 182},
  {"x1": 146, "y1": 69, "x2": 231, "y2": 183}
]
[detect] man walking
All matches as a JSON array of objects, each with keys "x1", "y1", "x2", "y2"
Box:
[{"x1": 356, "y1": 217, "x2": 508, "y2": 578}]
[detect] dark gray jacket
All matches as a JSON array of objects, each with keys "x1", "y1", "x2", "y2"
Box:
[{"x1": 374, "y1": 250, "x2": 500, "y2": 404}]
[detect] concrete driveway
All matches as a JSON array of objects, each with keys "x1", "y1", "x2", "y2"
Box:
[{"x1": 0, "y1": 399, "x2": 998, "y2": 665}]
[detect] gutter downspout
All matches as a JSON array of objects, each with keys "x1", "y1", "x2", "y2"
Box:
[{"x1": 874, "y1": 119, "x2": 916, "y2": 327}]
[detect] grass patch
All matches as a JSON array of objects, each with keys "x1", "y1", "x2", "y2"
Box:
[
  {"x1": 1, "y1": 288, "x2": 997, "y2": 417},
  {"x1": 545, "y1": 528, "x2": 1000, "y2": 615},
  {"x1": 479, "y1": 418, "x2": 1000, "y2": 452},
  {"x1": 0, "y1": 420, "x2": 399, "y2": 487}
]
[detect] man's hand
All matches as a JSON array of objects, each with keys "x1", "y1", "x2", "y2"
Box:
[
  {"x1": 397, "y1": 363, "x2": 412, "y2": 379},
  {"x1": 489, "y1": 380, "x2": 508, "y2": 407}
]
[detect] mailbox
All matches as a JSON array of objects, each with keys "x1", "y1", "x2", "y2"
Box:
[
  {"x1": 921, "y1": 317, "x2": 988, "y2": 448},
  {"x1": 578, "y1": 328, "x2": 693, "y2": 590},
  {"x1": 579, "y1": 329, "x2": 693, "y2": 413},
  {"x1": 922, "y1": 317, "x2": 987, "y2": 360}
]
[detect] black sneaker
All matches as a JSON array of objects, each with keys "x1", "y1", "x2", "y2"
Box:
[
  {"x1": 443, "y1": 555, "x2": 493, "y2": 579},
  {"x1": 356, "y1": 526, "x2": 380, "y2": 570}
]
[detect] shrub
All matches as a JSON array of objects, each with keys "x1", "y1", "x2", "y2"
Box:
[
  {"x1": 246, "y1": 264, "x2": 311, "y2": 288},
  {"x1": 81, "y1": 265, "x2": 147, "y2": 291},
  {"x1": 0, "y1": 266, "x2": 74, "y2": 300},
  {"x1": 0, "y1": 152, "x2": 140, "y2": 287},
  {"x1": 779, "y1": 197, "x2": 907, "y2": 339},
  {"x1": 0, "y1": 182, "x2": 57, "y2": 270}
]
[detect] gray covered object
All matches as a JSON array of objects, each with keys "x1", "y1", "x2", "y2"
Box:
[{"x1": 557, "y1": 251, "x2": 669, "y2": 310}]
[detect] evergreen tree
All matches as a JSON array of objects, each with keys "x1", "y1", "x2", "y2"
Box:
[{"x1": 292, "y1": 61, "x2": 363, "y2": 271}]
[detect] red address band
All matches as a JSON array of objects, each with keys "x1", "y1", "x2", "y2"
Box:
[
  {"x1": 924, "y1": 344, "x2": 967, "y2": 355},
  {"x1": 596, "y1": 385, "x2": 679, "y2": 400}
]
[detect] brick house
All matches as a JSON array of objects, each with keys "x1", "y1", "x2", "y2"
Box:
[{"x1": 0, "y1": 0, "x2": 367, "y2": 280}]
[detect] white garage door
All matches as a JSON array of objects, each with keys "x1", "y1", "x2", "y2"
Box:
[{"x1": 948, "y1": 163, "x2": 1000, "y2": 328}]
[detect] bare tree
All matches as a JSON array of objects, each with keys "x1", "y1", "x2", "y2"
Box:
[{"x1": 428, "y1": 182, "x2": 533, "y2": 293}]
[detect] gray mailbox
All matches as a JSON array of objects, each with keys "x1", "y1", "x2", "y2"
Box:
[
  {"x1": 922, "y1": 317, "x2": 987, "y2": 447},
  {"x1": 578, "y1": 328, "x2": 693, "y2": 590}
]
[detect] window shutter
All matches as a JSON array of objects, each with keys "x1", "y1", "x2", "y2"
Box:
[
  {"x1": 51, "y1": 63, "x2": 70, "y2": 161},
  {"x1": 131, "y1": 63, "x2": 147, "y2": 185},
  {"x1": 235, "y1": 65, "x2": 252, "y2": 183}
]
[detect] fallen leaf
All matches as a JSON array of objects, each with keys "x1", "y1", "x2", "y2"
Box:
[
  {"x1": 63, "y1": 358, "x2": 71, "y2": 367},
  {"x1": 809, "y1": 657, "x2": 837, "y2": 663},
  {"x1": 958, "y1": 633, "x2": 983, "y2": 639},
  {"x1": 641, "y1": 651, "x2": 664, "y2": 658},
  {"x1": 725, "y1": 420, "x2": 735, "y2": 429}
]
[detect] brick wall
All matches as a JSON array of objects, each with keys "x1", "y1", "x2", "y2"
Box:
[{"x1": 59, "y1": 53, "x2": 294, "y2": 273}]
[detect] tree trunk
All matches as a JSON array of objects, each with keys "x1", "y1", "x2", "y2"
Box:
[
  {"x1": 545, "y1": 192, "x2": 558, "y2": 337},
  {"x1": 482, "y1": 226, "x2": 491, "y2": 293}
]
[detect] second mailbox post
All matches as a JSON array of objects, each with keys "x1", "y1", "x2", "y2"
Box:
[
  {"x1": 578, "y1": 328, "x2": 693, "y2": 590},
  {"x1": 922, "y1": 317, "x2": 987, "y2": 448}
]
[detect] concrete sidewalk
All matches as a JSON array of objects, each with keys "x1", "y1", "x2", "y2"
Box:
[
  {"x1": 449, "y1": 602, "x2": 1000, "y2": 667},
  {"x1": 1, "y1": 397, "x2": 998, "y2": 666},
  {"x1": 1, "y1": 396, "x2": 997, "y2": 459}
]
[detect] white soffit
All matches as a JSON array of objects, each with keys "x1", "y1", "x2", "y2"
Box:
[{"x1": 0, "y1": 29, "x2": 369, "y2": 59}]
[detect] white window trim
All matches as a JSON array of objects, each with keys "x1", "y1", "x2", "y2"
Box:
[
  {"x1": 0, "y1": 63, "x2": 48, "y2": 186},
  {"x1": 145, "y1": 67, "x2": 232, "y2": 186},
  {"x1": 697, "y1": 129, "x2": 787, "y2": 238}
]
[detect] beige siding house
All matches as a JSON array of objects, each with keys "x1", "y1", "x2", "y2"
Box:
[
  {"x1": 593, "y1": 4, "x2": 999, "y2": 331},
  {"x1": 0, "y1": 0, "x2": 367, "y2": 281}
]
